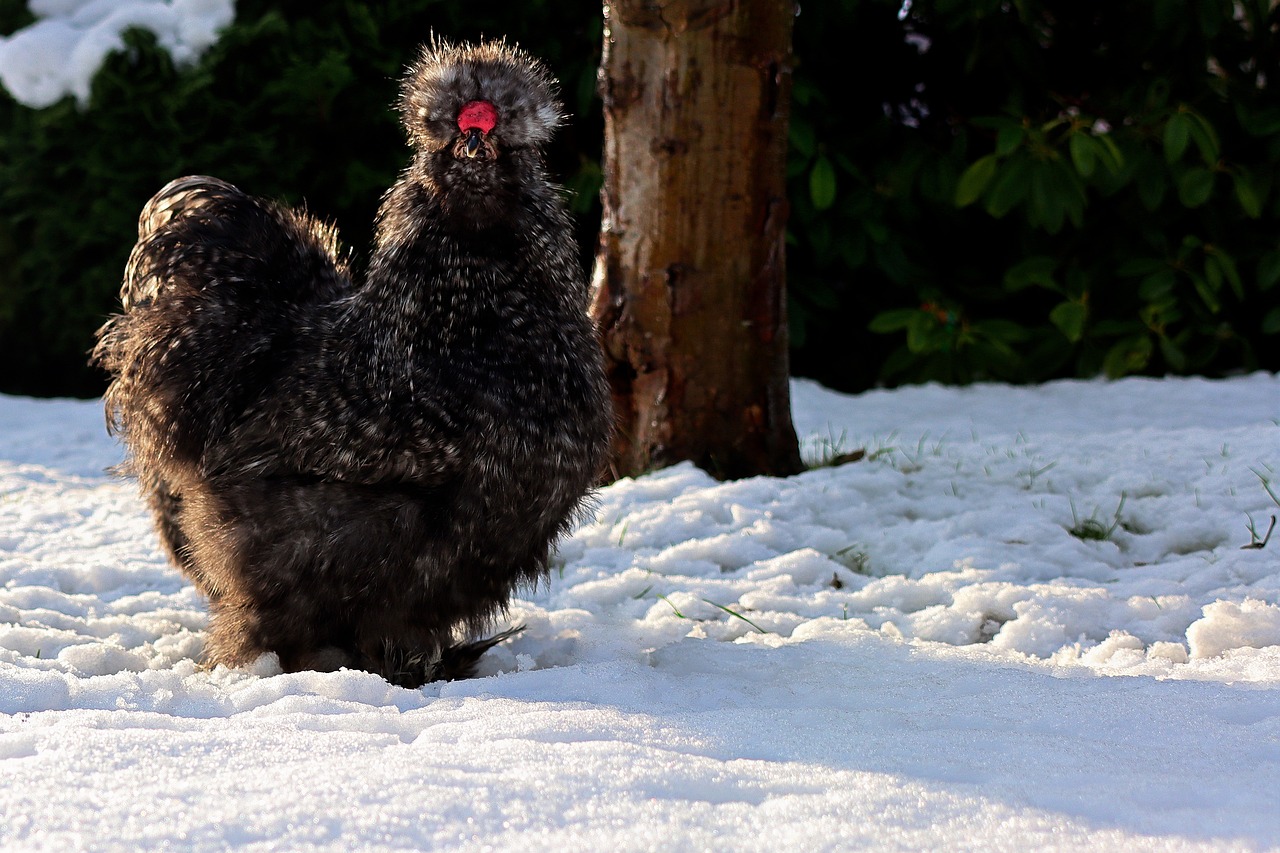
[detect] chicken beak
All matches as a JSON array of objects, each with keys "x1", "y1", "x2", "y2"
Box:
[{"x1": 464, "y1": 128, "x2": 484, "y2": 159}]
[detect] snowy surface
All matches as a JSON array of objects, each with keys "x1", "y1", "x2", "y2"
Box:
[
  {"x1": 0, "y1": 0, "x2": 234, "y2": 108},
  {"x1": 2, "y1": 373, "x2": 1279, "y2": 851}
]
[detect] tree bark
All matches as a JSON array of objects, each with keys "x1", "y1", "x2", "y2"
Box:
[{"x1": 591, "y1": 0, "x2": 804, "y2": 481}]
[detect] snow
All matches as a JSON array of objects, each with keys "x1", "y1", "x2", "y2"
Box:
[
  {"x1": 0, "y1": 0, "x2": 234, "y2": 108},
  {"x1": 2, "y1": 372, "x2": 1279, "y2": 851}
]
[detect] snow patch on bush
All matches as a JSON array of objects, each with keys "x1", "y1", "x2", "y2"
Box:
[{"x1": 0, "y1": 0, "x2": 234, "y2": 108}]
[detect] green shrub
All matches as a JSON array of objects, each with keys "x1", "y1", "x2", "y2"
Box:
[
  {"x1": 1, "y1": 0, "x2": 1277, "y2": 397},
  {"x1": 787, "y1": 0, "x2": 1280, "y2": 390}
]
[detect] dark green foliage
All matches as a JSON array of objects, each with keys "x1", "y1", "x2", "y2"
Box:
[
  {"x1": 0, "y1": 0, "x2": 33, "y2": 36},
  {"x1": 787, "y1": 0, "x2": 1280, "y2": 390},
  {"x1": 1, "y1": 0, "x2": 1277, "y2": 397},
  {"x1": 0, "y1": 0, "x2": 600, "y2": 397}
]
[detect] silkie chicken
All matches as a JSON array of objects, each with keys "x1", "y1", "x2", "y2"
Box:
[{"x1": 92, "y1": 38, "x2": 612, "y2": 687}]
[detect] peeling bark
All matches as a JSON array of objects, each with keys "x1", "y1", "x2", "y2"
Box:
[{"x1": 591, "y1": 0, "x2": 804, "y2": 481}]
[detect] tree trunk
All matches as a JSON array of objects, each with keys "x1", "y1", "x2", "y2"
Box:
[{"x1": 591, "y1": 0, "x2": 804, "y2": 482}]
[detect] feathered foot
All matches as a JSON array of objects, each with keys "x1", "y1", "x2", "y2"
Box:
[{"x1": 382, "y1": 625, "x2": 526, "y2": 688}]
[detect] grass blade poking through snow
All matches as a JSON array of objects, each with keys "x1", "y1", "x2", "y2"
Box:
[
  {"x1": 654, "y1": 594, "x2": 768, "y2": 633},
  {"x1": 1242, "y1": 514, "x2": 1275, "y2": 550},
  {"x1": 1069, "y1": 493, "x2": 1128, "y2": 541},
  {"x1": 702, "y1": 599, "x2": 769, "y2": 634},
  {"x1": 1250, "y1": 467, "x2": 1280, "y2": 508},
  {"x1": 1241, "y1": 468, "x2": 1279, "y2": 549},
  {"x1": 656, "y1": 593, "x2": 685, "y2": 619}
]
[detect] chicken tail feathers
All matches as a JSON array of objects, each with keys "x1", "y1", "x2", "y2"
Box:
[{"x1": 92, "y1": 176, "x2": 351, "y2": 476}]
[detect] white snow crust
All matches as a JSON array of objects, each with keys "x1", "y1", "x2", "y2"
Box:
[{"x1": 2, "y1": 373, "x2": 1279, "y2": 850}]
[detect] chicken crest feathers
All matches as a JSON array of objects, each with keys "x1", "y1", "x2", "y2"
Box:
[{"x1": 399, "y1": 37, "x2": 564, "y2": 151}]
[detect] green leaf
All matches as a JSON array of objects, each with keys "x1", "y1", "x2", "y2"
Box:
[
  {"x1": 955, "y1": 154, "x2": 999, "y2": 207},
  {"x1": 874, "y1": 241, "x2": 914, "y2": 284},
  {"x1": 1138, "y1": 270, "x2": 1177, "y2": 300},
  {"x1": 1028, "y1": 164, "x2": 1067, "y2": 233},
  {"x1": 1103, "y1": 335, "x2": 1153, "y2": 377},
  {"x1": 1094, "y1": 134, "x2": 1125, "y2": 174},
  {"x1": 1257, "y1": 252, "x2": 1280, "y2": 291},
  {"x1": 1136, "y1": 168, "x2": 1167, "y2": 211},
  {"x1": 791, "y1": 77, "x2": 816, "y2": 107},
  {"x1": 810, "y1": 155, "x2": 838, "y2": 211},
  {"x1": 1050, "y1": 300, "x2": 1087, "y2": 342},
  {"x1": 996, "y1": 123, "x2": 1026, "y2": 157},
  {"x1": 1263, "y1": 307, "x2": 1280, "y2": 335},
  {"x1": 1177, "y1": 168, "x2": 1215, "y2": 207},
  {"x1": 1158, "y1": 335, "x2": 1188, "y2": 371},
  {"x1": 789, "y1": 118, "x2": 816, "y2": 158},
  {"x1": 906, "y1": 312, "x2": 938, "y2": 353},
  {"x1": 1189, "y1": 271, "x2": 1221, "y2": 313},
  {"x1": 1206, "y1": 250, "x2": 1244, "y2": 301},
  {"x1": 1069, "y1": 133, "x2": 1096, "y2": 177},
  {"x1": 1204, "y1": 254, "x2": 1223, "y2": 291},
  {"x1": 1004, "y1": 256, "x2": 1058, "y2": 292},
  {"x1": 840, "y1": 186, "x2": 873, "y2": 217},
  {"x1": 862, "y1": 218, "x2": 890, "y2": 245},
  {"x1": 1050, "y1": 160, "x2": 1088, "y2": 229},
  {"x1": 1233, "y1": 170, "x2": 1264, "y2": 219},
  {"x1": 1140, "y1": 298, "x2": 1181, "y2": 327},
  {"x1": 973, "y1": 318, "x2": 1032, "y2": 343},
  {"x1": 1236, "y1": 103, "x2": 1280, "y2": 137},
  {"x1": 1163, "y1": 113, "x2": 1191, "y2": 163},
  {"x1": 867, "y1": 308, "x2": 918, "y2": 333},
  {"x1": 834, "y1": 152, "x2": 862, "y2": 178},
  {"x1": 986, "y1": 158, "x2": 1030, "y2": 217},
  {"x1": 1187, "y1": 109, "x2": 1221, "y2": 165}
]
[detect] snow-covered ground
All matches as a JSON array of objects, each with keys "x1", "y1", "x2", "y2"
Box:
[
  {"x1": 0, "y1": 0, "x2": 234, "y2": 108},
  {"x1": 2, "y1": 373, "x2": 1278, "y2": 851}
]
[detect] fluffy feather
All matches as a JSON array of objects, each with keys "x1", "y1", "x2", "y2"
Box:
[{"x1": 92, "y1": 39, "x2": 611, "y2": 687}]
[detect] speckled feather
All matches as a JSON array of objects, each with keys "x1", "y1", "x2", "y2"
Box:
[{"x1": 92, "y1": 39, "x2": 611, "y2": 687}]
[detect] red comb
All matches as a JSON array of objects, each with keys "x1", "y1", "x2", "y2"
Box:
[{"x1": 458, "y1": 100, "x2": 498, "y2": 134}]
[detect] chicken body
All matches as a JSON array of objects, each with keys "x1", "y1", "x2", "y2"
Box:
[{"x1": 92, "y1": 40, "x2": 611, "y2": 687}]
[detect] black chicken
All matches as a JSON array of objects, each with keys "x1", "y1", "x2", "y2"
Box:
[{"x1": 92, "y1": 38, "x2": 611, "y2": 687}]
